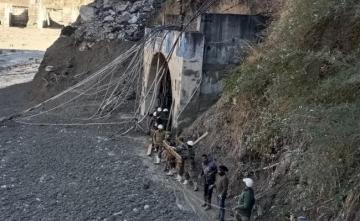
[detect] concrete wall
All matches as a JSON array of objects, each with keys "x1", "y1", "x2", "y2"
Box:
[
  {"x1": 198, "y1": 13, "x2": 267, "y2": 111},
  {"x1": 155, "y1": 0, "x2": 279, "y2": 31},
  {"x1": 143, "y1": 12, "x2": 267, "y2": 129},
  {"x1": 141, "y1": 29, "x2": 204, "y2": 128},
  {"x1": 0, "y1": 0, "x2": 91, "y2": 28}
]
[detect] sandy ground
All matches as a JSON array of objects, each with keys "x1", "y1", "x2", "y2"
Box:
[
  {"x1": 0, "y1": 50, "x2": 43, "y2": 89},
  {"x1": 0, "y1": 27, "x2": 60, "y2": 51}
]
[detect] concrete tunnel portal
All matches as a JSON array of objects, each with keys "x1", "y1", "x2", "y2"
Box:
[
  {"x1": 147, "y1": 52, "x2": 173, "y2": 128},
  {"x1": 141, "y1": 14, "x2": 267, "y2": 130}
]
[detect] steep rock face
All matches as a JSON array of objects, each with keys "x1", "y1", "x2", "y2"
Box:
[{"x1": 74, "y1": 0, "x2": 166, "y2": 41}]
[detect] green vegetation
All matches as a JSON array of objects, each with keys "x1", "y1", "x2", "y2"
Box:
[{"x1": 226, "y1": 0, "x2": 360, "y2": 219}]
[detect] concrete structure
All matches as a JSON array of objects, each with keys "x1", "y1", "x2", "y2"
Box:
[
  {"x1": 0, "y1": 0, "x2": 91, "y2": 28},
  {"x1": 141, "y1": 13, "x2": 267, "y2": 129}
]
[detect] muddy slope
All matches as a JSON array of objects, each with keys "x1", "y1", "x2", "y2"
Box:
[{"x1": 30, "y1": 35, "x2": 134, "y2": 102}]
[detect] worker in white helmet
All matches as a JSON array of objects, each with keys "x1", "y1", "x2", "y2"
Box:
[
  {"x1": 160, "y1": 108, "x2": 170, "y2": 128},
  {"x1": 148, "y1": 110, "x2": 160, "y2": 135},
  {"x1": 233, "y1": 178, "x2": 256, "y2": 221},
  {"x1": 173, "y1": 137, "x2": 187, "y2": 182},
  {"x1": 152, "y1": 124, "x2": 165, "y2": 164}
]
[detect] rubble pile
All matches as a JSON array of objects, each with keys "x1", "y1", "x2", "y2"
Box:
[{"x1": 76, "y1": 0, "x2": 166, "y2": 41}]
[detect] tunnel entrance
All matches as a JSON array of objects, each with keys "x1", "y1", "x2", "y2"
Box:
[
  {"x1": 147, "y1": 53, "x2": 173, "y2": 128},
  {"x1": 10, "y1": 7, "x2": 29, "y2": 27}
]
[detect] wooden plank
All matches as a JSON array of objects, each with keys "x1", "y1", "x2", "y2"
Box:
[
  {"x1": 194, "y1": 131, "x2": 209, "y2": 145},
  {"x1": 163, "y1": 141, "x2": 182, "y2": 162}
]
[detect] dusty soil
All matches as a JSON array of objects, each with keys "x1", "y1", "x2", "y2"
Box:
[{"x1": 0, "y1": 27, "x2": 60, "y2": 51}]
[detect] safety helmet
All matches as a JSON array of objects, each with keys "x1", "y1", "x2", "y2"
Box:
[
  {"x1": 186, "y1": 141, "x2": 194, "y2": 146},
  {"x1": 157, "y1": 107, "x2": 162, "y2": 112},
  {"x1": 157, "y1": 124, "x2": 164, "y2": 129},
  {"x1": 243, "y1": 178, "x2": 254, "y2": 187},
  {"x1": 153, "y1": 111, "x2": 157, "y2": 117},
  {"x1": 163, "y1": 108, "x2": 169, "y2": 112}
]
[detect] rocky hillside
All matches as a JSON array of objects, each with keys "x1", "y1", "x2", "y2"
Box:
[
  {"x1": 76, "y1": 0, "x2": 165, "y2": 41},
  {"x1": 30, "y1": 0, "x2": 166, "y2": 101},
  {"x1": 28, "y1": 0, "x2": 360, "y2": 220},
  {"x1": 184, "y1": 0, "x2": 360, "y2": 220}
]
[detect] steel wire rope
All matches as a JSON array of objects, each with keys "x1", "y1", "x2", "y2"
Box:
[
  {"x1": 18, "y1": 45, "x2": 141, "y2": 120},
  {"x1": 95, "y1": 46, "x2": 143, "y2": 117},
  {"x1": 9, "y1": 1, "x2": 218, "y2": 126},
  {"x1": 92, "y1": 51, "x2": 145, "y2": 119},
  {"x1": 135, "y1": 0, "x2": 218, "y2": 125}
]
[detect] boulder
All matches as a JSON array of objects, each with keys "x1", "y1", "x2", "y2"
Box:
[
  {"x1": 130, "y1": 1, "x2": 143, "y2": 13},
  {"x1": 79, "y1": 6, "x2": 96, "y2": 22},
  {"x1": 103, "y1": 15, "x2": 115, "y2": 22},
  {"x1": 142, "y1": 5, "x2": 153, "y2": 12},
  {"x1": 103, "y1": 0, "x2": 114, "y2": 9},
  {"x1": 108, "y1": 10, "x2": 116, "y2": 15},
  {"x1": 114, "y1": 2, "x2": 130, "y2": 12},
  {"x1": 116, "y1": 12, "x2": 131, "y2": 24},
  {"x1": 128, "y1": 15, "x2": 138, "y2": 24}
]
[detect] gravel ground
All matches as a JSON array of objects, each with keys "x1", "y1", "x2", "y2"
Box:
[
  {"x1": 0, "y1": 53, "x2": 201, "y2": 221},
  {"x1": 0, "y1": 121, "x2": 199, "y2": 221}
]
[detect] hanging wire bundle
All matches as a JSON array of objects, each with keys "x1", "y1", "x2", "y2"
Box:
[{"x1": 9, "y1": 0, "x2": 219, "y2": 134}]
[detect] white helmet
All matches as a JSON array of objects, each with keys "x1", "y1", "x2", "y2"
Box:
[
  {"x1": 186, "y1": 141, "x2": 194, "y2": 146},
  {"x1": 157, "y1": 107, "x2": 162, "y2": 112},
  {"x1": 157, "y1": 124, "x2": 164, "y2": 130},
  {"x1": 297, "y1": 217, "x2": 308, "y2": 221},
  {"x1": 163, "y1": 108, "x2": 169, "y2": 112},
  {"x1": 153, "y1": 111, "x2": 157, "y2": 117},
  {"x1": 243, "y1": 178, "x2": 254, "y2": 187}
]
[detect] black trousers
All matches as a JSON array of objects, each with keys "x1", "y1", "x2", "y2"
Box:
[{"x1": 204, "y1": 183, "x2": 214, "y2": 205}]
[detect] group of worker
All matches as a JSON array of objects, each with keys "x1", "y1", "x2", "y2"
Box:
[{"x1": 145, "y1": 107, "x2": 257, "y2": 221}]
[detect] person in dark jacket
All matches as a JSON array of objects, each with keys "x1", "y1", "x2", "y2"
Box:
[
  {"x1": 174, "y1": 137, "x2": 187, "y2": 182},
  {"x1": 200, "y1": 154, "x2": 218, "y2": 210},
  {"x1": 182, "y1": 141, "x2": 197, "y2": 190},
  {"x1": 210, "y1": 165, "x2": 229, "y2": 221},
  {"x1": 234, "y1": 178, "x2": 255, "y2": 221}
]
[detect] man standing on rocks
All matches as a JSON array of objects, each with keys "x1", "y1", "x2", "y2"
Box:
[
  {"x1": 182, "y1": 141, "x2": 196, "y2": 188},
  {"x1": 211, "y1": 165, "x2": 229, "y2": 221},
  {"x1": 234, "y1": 178, "x2": 256, "y2": 221},
  {"x1": 200, "y1": 154, "x2": 218, "y2": 210},
  {"x1": 174, "y1": 137, "x2": 187, "y2": 182}
]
